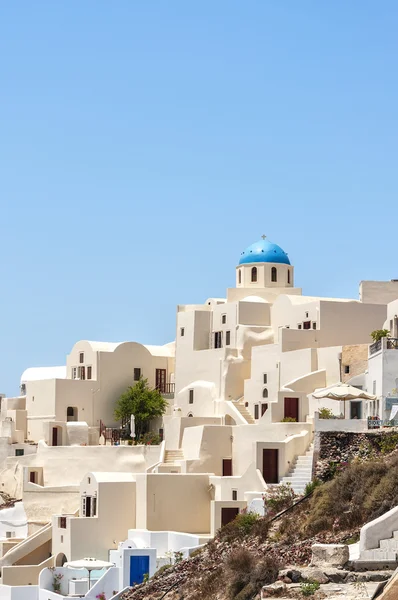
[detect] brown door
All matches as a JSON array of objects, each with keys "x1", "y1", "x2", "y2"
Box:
[
  {"x1": 261, "y1": 403, "x2": 268, "y2": 416},
  {"x1": 155, "y1": 369, "x2": 166, "y2": 393},
  {"x1": 221, "y1": 507, "x2": 239, "y2": 527},
  {"x1": 284, "y1": 397, "x2": 299, "y2": 421},
  {"x1": 52, "y1": 427, "x2": 58, "y2": 446},
  {"x1": 262, "y1": 449, "x2": 278, "y2": 483},
  {"x1": 29, "y1": 471, "x2": 37, "y2": 484},
  {"x1": 222, "y1": 458, "x2": 232, "y2": 476}
]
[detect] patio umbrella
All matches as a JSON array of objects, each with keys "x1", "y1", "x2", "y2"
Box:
[
  {"x1": 65, "y1": 558, "x2": 114, "y2": 588},
  {"x1": 312, "y1": 384, "x2": 376, "y2": 418},
  {"x1": 130, "y1": 413, "x2": 136, "y2": 439}
]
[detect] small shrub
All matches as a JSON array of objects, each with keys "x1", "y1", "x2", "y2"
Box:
[
  {"x1": 370, "y1": 329, "x2": 390, "y2": 342},
  {"x1": 196, "y1": 567, "x2": 223, "y2": 600},
  {"x1": 174, "y1": 550, "x2": 184, "y2": 563},
  {"x1": 304, "y1": 479, "x2": 321, "y2": 496},
  {"x1": 318, "y1": 407, "x2": 334, "y2": 419},
  {"x1": 377, "y1": 432, "x2": 398, "y2": 454},
  {"x1": 281, "y1": 417, "x2": 297, "y2": 422},
  {"x1": 264, "y1": 483, "x2": 297, "y2": 515},
  {"x1": 300, "y1": 581, "x2": 320, "y2": 596},
  {"x1": 138, "y1": 431, "x2": 161, "y2": 445},
  {"x1": 218, "y1": 512, "x2": 259, "y2": 542}
]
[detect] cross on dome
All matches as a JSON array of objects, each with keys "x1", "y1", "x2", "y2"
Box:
[{"x1": 261, "y1": 234, "x2": 267, "y2": 240}]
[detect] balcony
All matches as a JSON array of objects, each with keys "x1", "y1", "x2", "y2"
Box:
[
  {"x1": 156, "y1": 383, "x2": 175, "y2": 398},
  {"x1": 369, "y1": 337, "x2": 398, "y2": 356}
]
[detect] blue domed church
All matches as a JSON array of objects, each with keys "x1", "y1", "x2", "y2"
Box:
[{"x1": 235, "y1": 236, "x2": 295, "y2": 291}]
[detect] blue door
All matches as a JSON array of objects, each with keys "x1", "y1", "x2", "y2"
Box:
[{"x1": 130, "y1": 555, "x2": 150, "y2": 586}]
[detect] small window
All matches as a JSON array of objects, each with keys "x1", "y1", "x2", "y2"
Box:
[
  {"x1": 78, "y1": 366, "x2": 85, "y2": 380},
  {"x1": 298, "y1": 324, "x2": 302, "y2": 330},
  {"x1": 180, "y1": 327, "x2": 185, "y2": 337},
  {"x1": 72, "y1": 367, "x2": 77, "y2": 380},
  {"x1": 5, "y1": 532, "x2": 14, "y2": 539},
  {"x1": 232, "y1": 490, "x2": 238, "y2": 501},
  {"x1": 271, "y1": 267, "x2": 277, "y2": 282},
  {"x1": 134, "y1": 368, "x2": 141, "y2": 381},
  {"x1": 15, "y1": 449, "x2": 24, "y2": 457},
  {"x1": 188, "y1": 412, "x2": 193, "y2": 417},
  {"x1": 92, "y1": 497, "x2": 97, "y2": 517},
  {"x1": 238, "y1": 270, "x2": 242, "y2": 284},
  {"x1": 214, "y1": 331, "x2": 223, "y2": 349},
  {"x1": 303, "y1": 321, "x2": 311, "y2": 330},
  {"x1": 312, "y1": 322, "x2": 317, "y2": 330},
  {"x1": 344, "y1": 365, "x2": 350, "y2": 374},
  {"x1": 254, "y1": 405, "x2": 259, "y2": 419},
  {"x1": 222, "y1": 314, "x2": 227, "y2": 325},
  {"x1": 87, "y1": 366, "x2": 92, "y2": 380},
  {"x1": 305, "y1": 312, "x2": 309, "y2": 318},
  {"x1": 88, "y1": 477, "x2": 91, "y2": 484},
  {"x1": 251, "y1": 267, "x2": 257, "y2": 283},
  {"x1": 373, "y1": 381, "x2": 376, "y2": 395},
  {"x1": 287, "y1": 270, "x2": 291, "y2": 284},
  {"x1": 226, "y1": 331, "x2": 231, "y2": 346},
  {"x1": 189, "y1": 389, "x2": 194, "y2": 404},
  {"x1": 263, "y1": 374, "x2": 267, "y2": 384},
  {"x1": 262, "y1": 388, "x2": 268, "y2": 399},
  {"x1": 79, "y1": 352, "x2": 84, "y2": 364},
  {"x1": 60, "y1": 535, "x2": 64, "y2": 543},
  {"x1": 59, "y1": 517, "x2": 67, "y2": 529}
]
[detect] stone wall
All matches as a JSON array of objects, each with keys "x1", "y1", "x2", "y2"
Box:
[
  {"x1": 314, "y1": 430, "x2": 398, "y2": 481},
  {"x1": 340, "y1": 344, "x2": 368, "y2": 383}
]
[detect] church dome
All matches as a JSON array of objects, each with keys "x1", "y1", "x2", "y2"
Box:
[{"x1": 238, "y1": 238, "x2": 290, "y2": 265}]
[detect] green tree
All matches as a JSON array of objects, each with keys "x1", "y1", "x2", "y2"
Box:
[
  {"x1": 114, "y1": 378, "x2": 167, "y2": 440},
  {"x1": 370, "y1": 329, "x2": 390, "y2": 342}
]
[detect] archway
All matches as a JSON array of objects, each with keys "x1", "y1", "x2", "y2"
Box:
[{"x1": 56, "y1": 553, "x2": 67, "y2": 566}]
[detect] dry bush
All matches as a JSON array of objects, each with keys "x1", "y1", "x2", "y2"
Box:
[
  {"x1": 218, "y1": 513, "x2": 261, "y2": 543},
  {"x1": 195, "y1": 566, "x2": 224, "y2": 600},
  {"x1": 224, "y1": 548, "x2": 279, "y2": 600}
]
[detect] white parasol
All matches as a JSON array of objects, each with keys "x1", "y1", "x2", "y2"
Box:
[
  {"x1": 313, "y1": 383, "x2": 376, "y2": 418},
  {"x1": 130, "y1": 414, "x2": 136, "y2": 439},
  {"x1": 65, "y1": 558, "x2": 114, "y2": 588}
]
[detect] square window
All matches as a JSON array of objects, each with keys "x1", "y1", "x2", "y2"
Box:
[
  {"x1": 5, "y1": 532, "x2": 13, "y2": 539},
  {"x1": 15, "y1": 449, "x2": 24, "y2": 457},
  {"x1": 226, "y1": 331, "x2": 231, "y2": 346},
  {"x1": 134, "y1": 368, "x2": 141, "y2": 381},
  {"x1": 298, "y1": 324, "x2": 302, "y2": 330},
  {"x1": 180, "y1": 327, "x2": 185, "y2": 337},
  {"x1": 303, "y1": 321, "x2": 311, "y2": 330},
  {"x1": 222, "y1": 314, "x2": 227, "y2": 325},
  {"x1": 344, "y1": 365, "x2": 350, "y2": 374},
  {"x1": 189, "y1": 389, "x2": 194, "y2": 404},
  {"x1": 87, "y1": 366, "x2": 92, "y2": 380},
  {"x1": 312, "y1": 322, "x2": 317, "y2": 330},
  {"x1": 79, "y1": 352, "x2": 84, "y2": 364},
  {"x1": 263, "y1": 374, "x2": 267, "y2": 384},
  {"x1": 232, "y1": 490, "x2": 237, "y2": 501}
]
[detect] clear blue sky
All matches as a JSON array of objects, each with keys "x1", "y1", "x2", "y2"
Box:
[{"x1": 1, "y1": 2, "x2": 397, "y2": 395}]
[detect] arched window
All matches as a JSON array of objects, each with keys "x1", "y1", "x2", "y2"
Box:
[
  {"x1": 188, "y1": 412, "x2": 193, "y2": 418},
  {"x1": 251, "y1": 267, "x2": 257, "y2": 282},
  {"x1": 271, "y1": 267, "x2": 277, "y2": 282},
  {"x1": 287, "y1": 269, "x2": 290, "y2": 284},
  {"x1": 262, "y1": 388, "x2": 268, "y2": 398},
  {"x1": 238, "y1": 270, "x2": 242, "y2": 284}
]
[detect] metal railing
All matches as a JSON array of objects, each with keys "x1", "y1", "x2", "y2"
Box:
[
  {"x1": 387, "y1": 337, "x2": 398, "y2": 350},
  {"x1": 370, "y1": 337, "x2": 398, "y2": 355}
]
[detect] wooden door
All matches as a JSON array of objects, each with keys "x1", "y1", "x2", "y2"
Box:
[
  {"x1": 155, "y1": 369, "x2": 166, "y2": 393},
  {"x1": 52, "y1": 427, "x2": 58, "y2": 447},
  {"x1": 284, "y1": 397, "x2": 299, "y2": 421},
  {"x1": 222, "y1": 458, "x2": 232, "y2": 476},
  {"x1": 221, "y1": 507, "x2": 239, "y2": 527},
  {"x1": 29, "y1": 471, "x2": 37, "y2": 484},
  {"x1": 262, "y1": 449, "x2": 278, "y2": 483}
]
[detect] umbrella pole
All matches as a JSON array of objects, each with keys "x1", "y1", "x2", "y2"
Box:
[{"x1": 89, "y1": 570, "x2": 91, "y2": 589}]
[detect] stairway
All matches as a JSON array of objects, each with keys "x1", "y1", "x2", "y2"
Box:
[
  {"x1": 279, "y1": 443, "x2": 314, "y2": 495},
  {"x1": 234, "y1": 401, "x2": 255, "y2": 424},
  {"x1": 164, "y1": 450, "x2": 184, "y2": 465},
  {"x1": 361, "y1": 531, "x2": 398, "y2": 561}
]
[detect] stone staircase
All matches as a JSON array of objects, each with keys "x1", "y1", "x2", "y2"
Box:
[
  {"x1": 361, "y1": 531, "x2": 398, "y2": 561},
  {"x1": 164, "y1": 449, "x2": 184, "y2": 465},
  {"x1": 233, "y1": 400, "x2": 255, "y2": 424},
  {"x1": 279, "y1": 443, "x2": 314, "y2": 495}
]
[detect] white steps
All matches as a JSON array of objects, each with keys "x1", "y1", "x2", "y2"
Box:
[
  {"x1": 234, "y1": 401, "x2": 255, "y2": 424},
  {"x1": 164, "y1": 450, "x2": 184, "y2": 465},
  {"x1": 361, "y1": 531, "x2": 398, "y2": 561},
  {"x1": 279, "y1": 444, "x2": 314, "y2": 494}
]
